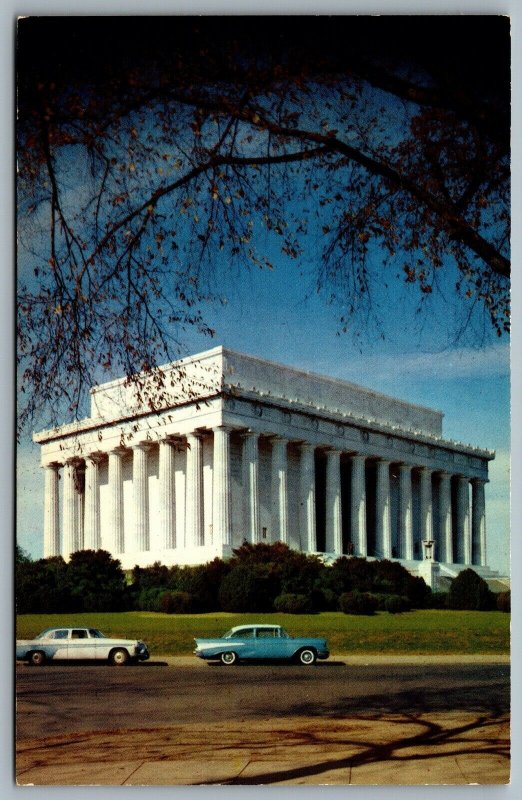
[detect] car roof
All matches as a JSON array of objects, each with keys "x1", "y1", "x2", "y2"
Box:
[
  {"x1": 230, "y1": 624, "x2": 281, "y2": 632},
  {"x1": 44, "y1": 627, "x2": 87, "y2": 631},
  {"x1": 39, "y1": 627, "x2": 91, "y2": 634}
]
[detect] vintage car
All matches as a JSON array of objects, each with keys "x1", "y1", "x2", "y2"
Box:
[
  {"x1": 194, "y1": 623, "x2": 329, "y2": 665},
  {"x1": 16, "y1": 627, "x2": 150, "y2": 666}
]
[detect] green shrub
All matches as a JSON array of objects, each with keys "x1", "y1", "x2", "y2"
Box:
[
  {"x1": 384, "y1": 594, "x2": 410, "y2": 614},
  {"x1": 174, "y1": 560, "x2": 229, "y2": 612},
  {"x1": 66, "y1": 550, "x2": 129, "y2": 612},
  {"x1": 218, "y1": 564, "x2": 277, "y2": 612},
  {"x1": 339, "y1": 590, "x2": 378, "y2": 615},
  {"x1": 330, "y1": 556, "x2": 374, "y2": 593},
  {"x1": 448, "y1": 568, "x2": 494, "y2": 611},
  {"x1": 160, "y1": 590, "x2": 194, "y2": 614},
  {"x1": 311, "y1": 586, "x2": 338, "y2": 611},
  {"x1": 17, "y1": 549, "x2": 130, "y2": 613},
  {"x1": 405, "y1": 574, "x2": 431, "y2": 608},
  {"x1": 496, "y1": 591, "x2": 511, "y2": 612},
  {"x1": 273, "y1": 593, "x2": 313, "y2": 614},
  {"x1": 16, "y1": 556, "x2": 72, "y2": 613},
  {"x1": 131, "y1": 561, "x2": 171, "y2": 590},
  {"x1": 372, "y1": 559, "x2": 430, "y2": 607},
  {"x1": 374, "y1": 593, "x2": 393, "y2": 611},
  {"x1": 425, "y1": 591, "x2": 449, "y2": 609},
  {"x1": 137, "y1": 586, "x2": 166, "y2": 611}
]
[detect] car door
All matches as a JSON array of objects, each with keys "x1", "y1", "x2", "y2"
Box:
[
  {"x1": 45, "y1": 629, "x2": 69, "y2": 660},
  {"x1": 88, "y1": 628, "x2": 107, "y2": 660},
  {"x1": 230, "y1": 627, "x2": 256, "y2": 658},
  {"x1": 67, "y1": 628, "x2": 96, "y2": 660},
  {"x1": 254, "y1": 627, "x2": 288, "y2": 659}
]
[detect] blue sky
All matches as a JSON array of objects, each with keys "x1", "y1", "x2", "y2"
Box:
[
  {"x1": 13, "y1": 4, "x2": 513, "y2": 579},
  {"x1": 17, "y1": 241, "x2": 511, "y2": 574}
]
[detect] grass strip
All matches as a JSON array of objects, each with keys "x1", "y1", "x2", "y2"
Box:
[{"x1": 16, "y1": 610, "x2": 510, "y2": 656}]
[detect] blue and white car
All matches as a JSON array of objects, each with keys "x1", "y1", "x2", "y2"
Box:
[
  {"x1": 194, "y1": 624, "x2": 329, "y2": 665},
  {"x1": 16, "y1": 627, "x2": 150, "y2": 666}
]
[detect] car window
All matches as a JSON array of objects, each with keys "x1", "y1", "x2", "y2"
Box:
[
  {"x1": 234, "y1": 628, "x2": 255, "y2": 639},
  {"x1": 71, "y1": 629, "x2": 88, "y2": 639},
  {"x1": 89, "y1": 629, "x2": 105, "y2": 638},
  {"x1": 53, "y1": 630, "x2": 69, "y2": 640},
  {"x1": 256, "y1": 629, "x2": 277, "y2": 638}
]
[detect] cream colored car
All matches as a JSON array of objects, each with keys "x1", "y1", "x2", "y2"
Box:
[{"x1": 16, "y1": 627, "x2": 149, "y2": 666}]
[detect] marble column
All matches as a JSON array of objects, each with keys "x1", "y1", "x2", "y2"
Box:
[
  {"x1": 77, "y1": 463, "x2": 85, "y2": 552},
  {"x1": 300, "y1": 443, "x2": 316, "y2": 553},
  {"x1": 457, "y1": 476, "x2": 471, "y2": 564},
  {"x1": 398, "y1": 464, "x2": 413, "y2": 560},
  {"x1": 350, "y1": 454, "x2": 367, "y2": 557},
  {"x1": 376, "y1": 460, "x2": 392, "y2": 558},
  {"x1": 62, "y1": 460, "x2": 80, "y2": 558},
  {"x1": 108, "y1": 448, "x2": 125, "y2": 554},
  {"x1": 325, "y1": 449, "x2": 342, "y2": 555},
  {"x1": 84, "y1": 454, "x2": 102, "y2": 550},
  {"x1": 186, "y1": 432, "x2": 204, "y2": 547},
  {"x1": 438, "y1": 472, "x2": 453, "y2": 563},
  {"x1": 243, "y1": 432, "x2": 260, "y2": 544},
  {"x1": 132, "y1": 444, "x2": 151, "y2": 552},
  {"x1": 271, "y1": 437, "x2": 289, "y2": 544},
  {"x1": 158, "y1": 439, "x2": 176, "y2": 549},
  {"x1": 472, "y1": 478, "x2": 487, "y2": 566},
  {"x1": 419, "y1": 467, "x2": 434, "y2": 550},
  {"x1": 213, "y1": 426, "x2": 232, "y2": 548},
  {"x1": 43, "y1": 463, "x2": 60, "y2": 557}
]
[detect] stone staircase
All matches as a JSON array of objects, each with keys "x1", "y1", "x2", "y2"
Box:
[{"x1": 436, "y1": 562, "x2": 510, "y2": 592}]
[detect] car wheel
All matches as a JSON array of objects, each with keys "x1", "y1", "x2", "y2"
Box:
[
  {"x1": 297, "y1": 648, "x2": 317, "y2": 666},
  {"x1": 28, "y1": 650, "x2": 46, "y2": 666},
  {"x1": 220, "y1": 651, "x2": 238, "y2": 666},
  {"x1": 109, "y1": 648, "x2": 130, "y2": 666}
]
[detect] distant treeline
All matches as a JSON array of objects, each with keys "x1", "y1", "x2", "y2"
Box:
[{"x1": 15, "y1": 542, "x2": 509, "y2": 615}]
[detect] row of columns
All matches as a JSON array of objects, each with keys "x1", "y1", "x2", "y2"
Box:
[{"x1": 43, "y1": 428, "x2": 487, "y2": 567}]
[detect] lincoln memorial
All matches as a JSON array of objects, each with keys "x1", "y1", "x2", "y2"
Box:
[{"x1": 34, "y1": 346, "x2": 496, "y2": 587}]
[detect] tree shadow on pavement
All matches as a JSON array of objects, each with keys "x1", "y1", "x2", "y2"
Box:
[
  {"x1": 202, "y1": 673, "x2": 509, "y2": 786},
  {"x1": 217, "y1": 712, "x2": 509, "y2": 785}
]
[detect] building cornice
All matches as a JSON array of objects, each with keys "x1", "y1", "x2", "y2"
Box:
[{"x1": 33, "y1": 386, "x2": 494, "y2": 461}]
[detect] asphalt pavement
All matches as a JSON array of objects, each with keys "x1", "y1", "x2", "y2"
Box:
[{"x1": 15, "y1": 654, "x2": 510, "y2": 786}]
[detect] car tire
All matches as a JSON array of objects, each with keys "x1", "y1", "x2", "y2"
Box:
[
  {"x1": 297, "y1": 648, "x2": 317, "y2": 666},
  {"x1": 28, "y1": 650, "x2": 46, "y2": 666},
  {"x1": 220, "y1": 651, "x2": 238, "y2": 666},
  {"x1": 109, "y1": 648, "x2": 130, "y2": 666}
]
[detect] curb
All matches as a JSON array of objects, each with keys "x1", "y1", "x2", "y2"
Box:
[{"x1": 156, "y1": 653, "x2": 510, "y2": 667}]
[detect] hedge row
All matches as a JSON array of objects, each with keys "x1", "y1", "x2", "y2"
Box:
[{"x1": 16, "y1": 543, "x2": 508, "y2": 615}]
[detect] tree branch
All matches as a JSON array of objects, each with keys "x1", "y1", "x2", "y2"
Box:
[{"x1": 88, "y1": 145, "x2": 330, "y2": 264}]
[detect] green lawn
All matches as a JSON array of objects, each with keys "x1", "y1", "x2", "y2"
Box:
[{"x1": 16, "y1": 610, "x2": 510, "y2": 656}]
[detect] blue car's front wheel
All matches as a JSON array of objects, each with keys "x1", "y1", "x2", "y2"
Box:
[{"x1": 220, "y1": 651, "x2": 238, "y2": 666}]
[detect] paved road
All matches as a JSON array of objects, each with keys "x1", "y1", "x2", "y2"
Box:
[{"x1": 16, "y1": 660, "x2": 509, "y2": 741}]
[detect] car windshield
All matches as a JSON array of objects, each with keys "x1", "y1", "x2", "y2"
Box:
[{"x1": 35, "y1": 629, "x2": 56, "y2": 639}]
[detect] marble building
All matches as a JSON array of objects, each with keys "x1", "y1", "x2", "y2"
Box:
[{"x1": 34, "y1": 346, "x2": 496, "y2": 586}]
